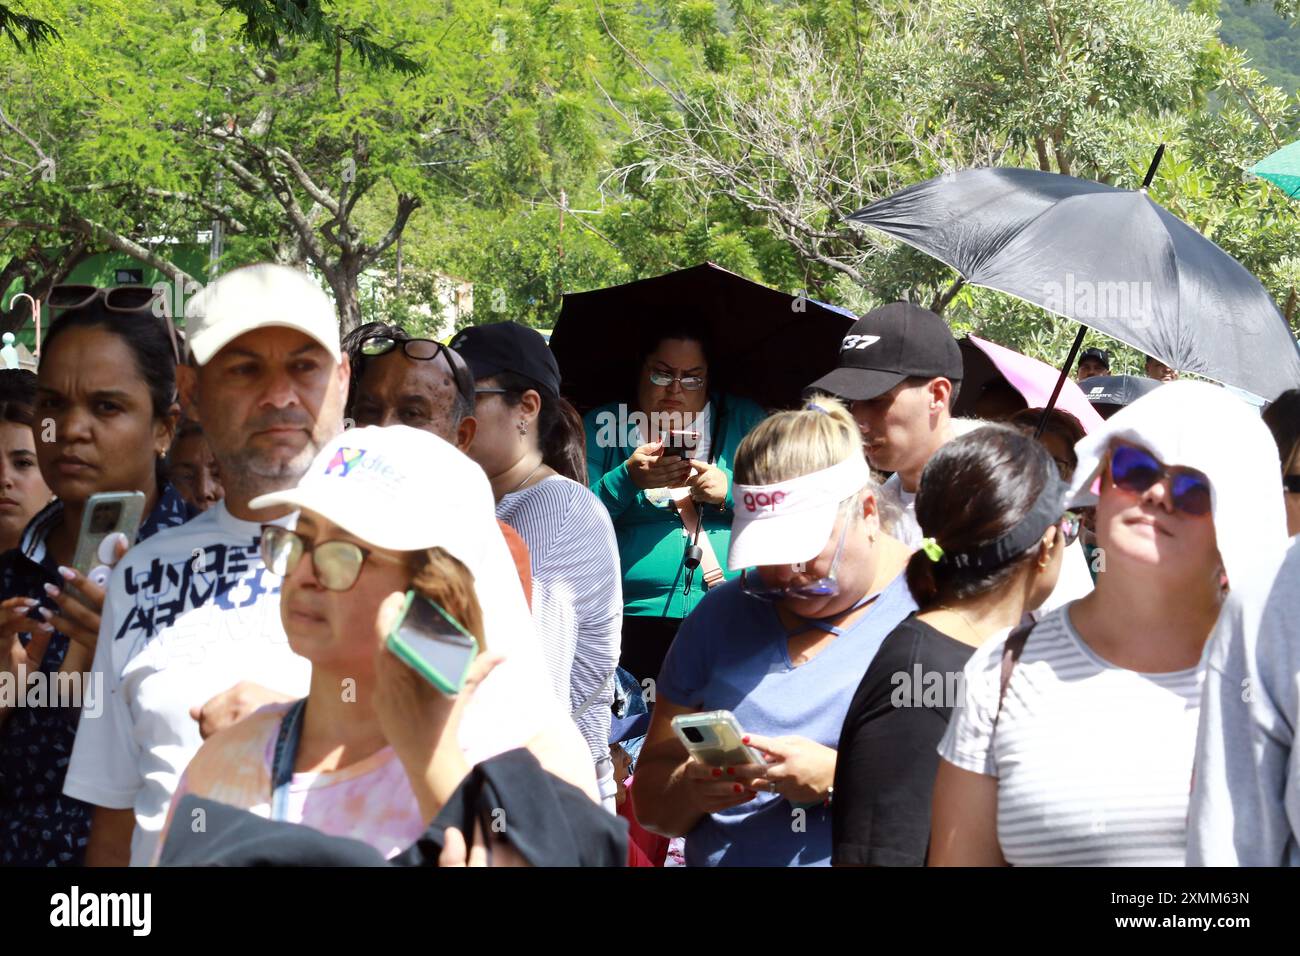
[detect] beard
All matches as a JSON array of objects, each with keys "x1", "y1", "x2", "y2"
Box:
[{"x1": 218, "y1": 409, "x2": 337, "y2": 497}]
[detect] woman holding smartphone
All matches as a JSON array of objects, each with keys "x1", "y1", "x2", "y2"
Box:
[
  {"x1": 160, "y1": 426, "x2": 597, "y2": 859},
  {"x1": 0, "y1": 287, "x2": 195, "y2": 866},
  {"x1": 632, "y1": 397, "x2": 917, "y2": 866}
]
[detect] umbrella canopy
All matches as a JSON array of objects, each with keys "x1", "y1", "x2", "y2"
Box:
[
  {"x1": 954, "y1": 335, "x2": 1105, "y2": 432},
  {"x1": 550, "y1": 262, "x2": 856, "y2": 413},
  {"x1": 1254, "y1": 139, "x2": 1300, "y2": 199},
  {"x1": 849, "y1": 167, "x2": 1300, "y2": 402}
]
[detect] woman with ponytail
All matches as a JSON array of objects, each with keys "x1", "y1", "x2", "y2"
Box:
[
  {"x1": 832, "y1": 424, "x2": 1068, "y2": 866},
  {"x1": 451, "y1": 322, "x2": 623, "y2": 807}
]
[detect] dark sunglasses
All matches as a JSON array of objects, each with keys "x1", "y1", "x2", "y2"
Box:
[
  {"x1": 47, "y1": 284, "x2": 181, "y2": 364},
  {"x1": 260, "y1": 525, "x2": 406, "y2": 592},
  {"x1": 1107, "y1": 443, "x2": 1212, "y2": 516},
  {"x1": 358, "y1": 335, "x2": 476, "y2": 406}
]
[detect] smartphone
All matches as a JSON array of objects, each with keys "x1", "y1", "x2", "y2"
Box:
[
  {"x1": 671, "y1": 710, "x2": 768, "y2": 768},
  {"x1": 384, "y1": 590, "x2": 479, "y2": 695},
  {"x1": 661, "y1": 429, "x2": 700, "y2": 461},
  {"x1": 72, "y1": 491, "x2": 146, "y2": 575},
  {"x1": 0, "y1": 549, "x2": 63, "y2": 623}
]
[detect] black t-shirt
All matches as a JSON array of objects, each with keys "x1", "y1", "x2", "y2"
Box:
[{"x1": 831, "y1": 614, "x2": 975, "y2": 866}]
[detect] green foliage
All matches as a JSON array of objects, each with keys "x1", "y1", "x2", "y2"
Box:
[{"x1": 0, "y1": 2, "x2": 58, "y2": 52}]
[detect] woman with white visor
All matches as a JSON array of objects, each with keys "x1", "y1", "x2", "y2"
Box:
[
  {"x1": 632, "y1": 397, "x2": 917, "y2": 866},
  {"x1": 931, "y1": 381, "x2": 1287, "y2": 866},
  {"x1": 158, "y1": 425, "x2": 597, "y2": 860}
]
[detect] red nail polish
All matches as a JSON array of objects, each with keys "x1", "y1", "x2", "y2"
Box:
[
  {"x1": 712, "y1": 768, "x2": 721, "y2": 777},
  {"x1": 742, "y1": 736, "x2": 750, "y2": 744},
  {"x1": 733, "y1": 784, "x2": 742, "y2": 793},
  {"x1": 726, "y1": 767, "x2": 735, "y2": 776}
]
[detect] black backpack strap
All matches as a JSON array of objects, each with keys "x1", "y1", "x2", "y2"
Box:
[{"x1": 991, "y1": 622, "x2": 1034, "y2": 737}]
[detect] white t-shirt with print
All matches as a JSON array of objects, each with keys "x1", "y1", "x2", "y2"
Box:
[{"x1": 63, "y1": 501, "x2": 311, "y2": 866}]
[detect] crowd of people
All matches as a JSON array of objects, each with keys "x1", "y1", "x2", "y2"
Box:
[{"x1": 0, "y1": 262, "x2": 1298, "y2": 867}]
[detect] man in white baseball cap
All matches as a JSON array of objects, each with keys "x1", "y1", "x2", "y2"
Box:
[{"x1": 65, "y1": 263, "x2": 350, "y2": 866}]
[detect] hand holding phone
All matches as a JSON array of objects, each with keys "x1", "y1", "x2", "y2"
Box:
[
  {"x1": 384, "y1": 590, "x2": 479, "y2": 695},
  {"x1": 73, "y1": 492, "x2": 145, "y2": 576},
  {"x1": 672, "y1": 710, "x2": 768, "y2": 768}
]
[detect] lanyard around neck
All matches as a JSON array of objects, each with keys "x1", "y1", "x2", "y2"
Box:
[
  {"x1": 783, "y1": 588, "x2": 883, "y2": 637},
  {"x1": 270, "y1": 698, "x2": 308, "y2": 822}
]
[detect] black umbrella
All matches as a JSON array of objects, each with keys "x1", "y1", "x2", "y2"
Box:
[
  {"x1": 550, "y1": 262, "x2": 856, "y2": 413},
  {"x1": 1079, "y1": 374, "x2": 1162, "y2": 419},
  {"x1": 849, "y1": 157, "x2": 1300, "y2": 406}
]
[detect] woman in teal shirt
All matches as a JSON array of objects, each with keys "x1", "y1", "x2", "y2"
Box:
[{"x1": 583, "y1": 326, "x2": 766, "y2": 682}]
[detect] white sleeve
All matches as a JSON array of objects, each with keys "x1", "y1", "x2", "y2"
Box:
[
  {"x1": 937, "y1": 635, "x2": 1004, "y2": 777},
  {"x1": 63, "y1": 568, "x2": 144, "y2": 809},
  {"x1": 562, "y1": 492, "x2": 623, "y2": 761},
  {"x1": 1187, "y1": 570, "x2": 1300, "y2": 866}
]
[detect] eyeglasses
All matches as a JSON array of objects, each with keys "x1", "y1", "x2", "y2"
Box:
[
  {"x1": 260, "y1": 525, "x2": 406, "y2": 592},
  {"x1": 46, "y1": 284, "x2": 181, "y2": 364},
  {"x1": 358, "y1": 335, "x2": 476, "y2": 406},
  {"x1": 740, "y1": 501, "x2": 853, "y2": 602},
  {"x1": 1058, "y1": 511, "x2": 1082, "y2": 547},
  {"x1": 1107, "y1": 443, "x2": 1212, "y2": 516},
  {"x1": 1285, "y1": 475, "x2": 1300, "y2": 495},
  {"x1": 648, "y1": 369, "x2": 706, "y2": 391},
  {"x1": 473, "y1": 387, "x2": 508, "y2": 399}
]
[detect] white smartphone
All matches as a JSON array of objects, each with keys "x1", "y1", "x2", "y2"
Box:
[
  {"x1": 72, "y1": 491, "x2": 146, "y2": 575},
  {"x1": 671, "y1": 710, "x2": 767, "y2": 768}
]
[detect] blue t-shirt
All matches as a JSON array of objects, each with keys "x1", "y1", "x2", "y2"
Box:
[{"x1": 656, "y1": 572, "x2": 918, "y2": 866}]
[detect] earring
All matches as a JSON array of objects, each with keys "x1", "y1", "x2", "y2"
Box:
[{"x1": 517, "y1": 419, "x2": 528, "y2": 436}]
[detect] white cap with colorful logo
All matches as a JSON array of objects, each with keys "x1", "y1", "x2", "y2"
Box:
[
  {"x1": 185, "y1": 263, "x2": 342, "y2": 367},
  {"x1": 249, "y1": 424, "x2": 492, "y2": 553},
  {"x1": 727, "y1": 456, "x2": 870, "y2": 570}
]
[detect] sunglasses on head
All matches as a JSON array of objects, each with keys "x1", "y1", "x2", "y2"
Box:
[
  {"x1": 1057, "y1": 511, "x2": 1081, "y2": 547},
  {"x1": 46, "y1": 284, "x2": 181, "y2": 364},
  {"x1": 358, "y1": 335, "x2": 476, "y2": 406},
  {"x1": 1107, "y1": 443, "x2": 1212, "y2": 516},
  {"x1": 260, "y1": 525, "x2": 406, "y2": 592}
]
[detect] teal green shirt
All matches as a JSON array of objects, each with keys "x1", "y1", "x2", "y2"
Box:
[{"x1": 583, "y1": 394, "x2": 767, "y2": 620}]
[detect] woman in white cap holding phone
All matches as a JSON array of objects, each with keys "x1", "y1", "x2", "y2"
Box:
[
  {"x1": 156, "y1": 425, "x2": 597, "y2": 859},
  {"x1": 930, "y1": 381, "x2": 1286, "y2": 866},
  {"x1": 632, "y1": 396, "x2": 916, "y2": 866}
]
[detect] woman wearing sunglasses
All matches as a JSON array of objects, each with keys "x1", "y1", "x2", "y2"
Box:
[
  {"x1": 582, "y1": 324, "x2": 767, "y2": 684},
  {"x1": 159, "y1": 425, "x2": 598, "y2": 860},
  {"x1": 931, "y1": 380, "x2": 1282, "y2": 866},
  {"x1": 0, "y1": 286, "x2": 195, "y2": 866},
  {"x1": 832, "y1": 425, "x2": 1069, "y2": 866},
  {"x1": 632, "y1": 397, "x2": 916, "y2": 866}
]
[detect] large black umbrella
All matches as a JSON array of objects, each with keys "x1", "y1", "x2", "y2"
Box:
[
  {"x1": 550, "y1": 262, "x2": 856, "y2": 413},
  {"x1": 849, "y1": 161, "x2": 1300, "y2": 404}
]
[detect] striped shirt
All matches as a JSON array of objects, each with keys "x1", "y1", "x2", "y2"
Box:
[
  {"x1": 497, "y1": 476, "x2": 623, "y2": 773},
  {"x1": 938, "y1": 604, "x2": 1203, "y2": 866}
]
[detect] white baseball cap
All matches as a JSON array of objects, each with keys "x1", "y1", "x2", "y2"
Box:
[
  {"x1": 249, "y1": 424, "x2": 493, "y2": 553},
  {"x1": 185, "y1": 263, "x2": 342, "y2": 367},
  {"x1": 727, "y1": 456, "x2": 870, "y2": 570}
]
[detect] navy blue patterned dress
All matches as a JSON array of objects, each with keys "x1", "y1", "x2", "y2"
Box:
[{"x1": 0, "y1": 485, "x2": 195, "y2": 866}]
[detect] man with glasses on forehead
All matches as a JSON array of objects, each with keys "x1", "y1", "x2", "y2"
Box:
[
  {"x1": 64, "y1": 264, "x2": 346, "y2": 866},
  {"x1": 340, "y1": 321, "x2": 534, "y2": 602}
]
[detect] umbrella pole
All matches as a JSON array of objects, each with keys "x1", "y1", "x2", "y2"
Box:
[{"x1": 1036, "y1": 326, "x2": 1087, "y2": 439}]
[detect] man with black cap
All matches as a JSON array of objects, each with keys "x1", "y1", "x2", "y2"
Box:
[
  {"x1": 806, "y1": 301, "x2": 965, "y2": 548},
  {"x1": 1076, "y1": 347, "x2": 1110, "y2": 383}
]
